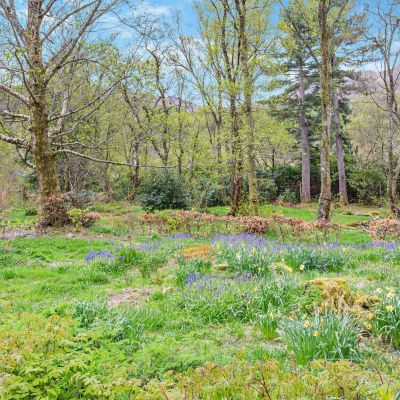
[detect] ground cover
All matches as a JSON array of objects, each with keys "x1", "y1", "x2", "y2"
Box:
[{"x1": 0, "y1": 204, "x2": 399, "y2": 399}]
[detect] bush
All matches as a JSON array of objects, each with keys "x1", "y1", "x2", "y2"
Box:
[
  {"x1": 278, "y1": 188, "x2": 299, "y2": 204},
  {"x1": 258, "y1": 177, "x2": 278, "y2": 203},
  {"x1": 39, "y1": 194, "x2": 70, "y2": 226},
  {"x1": 137, "y1": 172, "x2": 189, "y2": 211},
  {"x1": 67, "y1": 208, "x2": 101, "y2": 228},
  {"x1": 280, "y1": 313, "x2": 360, "y2": 365},
  {"x1": 348, "y1": 166, "x2": 386, "y2": 204},
  {"x1": 369, "y1": 219, "x2": 400, "y2": 241}
]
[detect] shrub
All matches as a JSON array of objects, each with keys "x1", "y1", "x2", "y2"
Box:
[
  {"x1": 67, "y1": 208, "x2": 101, "y2": 228},
  {"x1": 39, "y1": 194, "x2": 70, "y2": 226},
  {"x1": 348, "y1": 166, "x2": 386, "y2": 204},
  {"x1": 280, "y1": 313, "x2": 360, "y2": 365},
  {"x1": 369, "y1": 219, "x2": 400, "y2": 241},
  {"x1": 137, "y1": 172, "x2": 189, "y2": 211},
  {"x1": 278, "y1": 188, "x2": 299, "y2": 204},
  {"x1": 258, "y1": 177, "x2": 278, "y2": 203}
]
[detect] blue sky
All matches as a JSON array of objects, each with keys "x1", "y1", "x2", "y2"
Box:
[{"x1": 141, "y1": 0, "x2": 197, "y2": 26}]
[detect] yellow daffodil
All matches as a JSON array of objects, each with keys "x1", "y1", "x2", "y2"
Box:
[
  {"x1": 388, "y1": 292, "x2": 395, "y2": 299},
  {"x1": 386, "y1": 305, "x2": 394, "y2": 313},
  {"x1": 304, "y1": 320, "x2": 313, "y2": 328},
  {"x1": 367, "y1": 312, "x2": 374, "y2": 320},
  {"x1": 364, "y1": 322, "x2": 372, "y2": 330},
  {"x1": 313, "y1": 330, "x2": 319, "y2": 337}
]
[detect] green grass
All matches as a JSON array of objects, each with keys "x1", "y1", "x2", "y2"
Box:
[
  {"x1": 1, "y1": 203, "x2": 400, "y2": 399},
  {"x1": 206, "y1": 203, "x2": 383, "y2": 224}
]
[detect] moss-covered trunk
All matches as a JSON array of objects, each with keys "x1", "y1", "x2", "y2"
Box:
[{"x1": 317, "y1": 0, "x2": 332, "y2": 221}]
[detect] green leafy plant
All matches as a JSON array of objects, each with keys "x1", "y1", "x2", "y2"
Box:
[
  {"x1": 280, "y1": 313, "x2": 360, "y2": 365},
  {"x1": 373, "y1": 289, "x2": 400, "y2": 349},
  {"x1": 175, "y1": 257, "x2": 212, "y2": 287},
  {"x1": 137, "y1": 172, "x2": 189, "y2": 211}
]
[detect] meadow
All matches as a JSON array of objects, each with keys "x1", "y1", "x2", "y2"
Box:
[{"x1": 1, "y1": 203, "x2": 400, "y2": 399}]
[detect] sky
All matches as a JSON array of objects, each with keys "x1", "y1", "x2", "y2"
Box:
[{"x1": 141, "y1": 0, "x2": 197, "y2": 27}]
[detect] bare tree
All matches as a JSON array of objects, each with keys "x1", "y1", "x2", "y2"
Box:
[
  {"x1": 365, "y1": 0, "x2": 400, "y2": 217},
  {"x1": 0, "y1": 0, "x2": 126, "y2": 225}
]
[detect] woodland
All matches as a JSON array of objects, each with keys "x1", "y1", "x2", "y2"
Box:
[{"x1": 1, "y1": 1, "x2": 400, "y2": 399}]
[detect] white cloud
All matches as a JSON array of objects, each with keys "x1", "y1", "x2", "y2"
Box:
[{"x1": 139, "y1": 2, "x2": 171, "y2": 17}]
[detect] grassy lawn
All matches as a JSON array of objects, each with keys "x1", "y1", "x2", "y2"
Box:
[{"x1": 1, "y1": 203, "x2": 400, "y2": 399}]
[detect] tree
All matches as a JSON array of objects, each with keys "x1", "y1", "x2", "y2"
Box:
[
  {"x1": 0, "y1": 0, "x2": 125, "y2": 225},
  {"x1": 365, "y1": 0, "x2": 400, "y2": 217},
  {"x1": 277, "y1": 7, "x2": 318, "y2": 203},
  {"x1": 279, "y1": 0, "x2": 354, "y2": 220}
]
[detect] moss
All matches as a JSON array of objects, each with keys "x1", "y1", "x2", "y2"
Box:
[{"x1": 304, "y1": 278, "x2": 355, "y2": 313}]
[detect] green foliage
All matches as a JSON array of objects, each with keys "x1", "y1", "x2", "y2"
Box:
[
  {"x1": 258, "y1": 177, "x2": 278, "y2": 203},
  {"x1": 170, "y1": 359, "x2": 396, "y2": 399},
  {"x1": 217, "y1": 246, "x2": 275, "y2": 276},
  {"x1": 348, "y1": 166, "x2": 386, "y2": 205},
  {"x1": 280, "y1": 313, "x2": 360, "y2": 365},
  {"x1": 67, "y1": 208, "x2": 100, "y2": 229},
  {"x1": 73, "y1": 299, "x2": 109, "y2": 328},
  {"x1": 373, "y1": 289, "x2": 400, "y2": 349},
  {"x1": 137, "y1": 172, "x2": 189, "y2": 211},
  {"x1": 284, "y1": 245, "x2": 356, "y2": 272},
  {"x1": 175, "y1": 257, "x2": 212, "y2": 287},
  {"x1": 176, "y1": 274, "x2": 255, "y2": 323}
]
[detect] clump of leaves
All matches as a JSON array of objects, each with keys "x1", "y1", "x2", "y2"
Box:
[
  {"x1": 280, "y1": 313, "x2": 360, "y2": 365},
  {"x1": 373, "y1": 288, "x2": 400, "y2": 349}
]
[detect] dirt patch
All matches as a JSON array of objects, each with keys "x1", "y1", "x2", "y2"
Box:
[
  {"x1": 108, "y1": 288, "x2": 153, "y2": 308},
  {"x1": 0, "y1": 228, "x2": 38, "y2": 240}
]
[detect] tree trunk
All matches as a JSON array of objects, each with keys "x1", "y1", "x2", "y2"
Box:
[
  {"x1": 333, "y1": 87, "x2": 348, "y2": 204},
  {"x1": 387, "y1": 105, "x2": 400, "y2": 217},
  {"x1": 128, "y1": 141, "x2": 140, "y2": 202},
  {"x1": 31, "y1": 99, "x2": 67, "y2": 226},
  {"x1": 317, "y1": 0, "x2": 332, "y2": 221},
  {"x1": 299, "y1": 62, "x2": 311, "y2": 203},
  {"x1": 229, "y1": 97, "x2": 243, "y2": 216},
  {"x1": 236, "y1": 0, "x2": 258, "y2": 215},
  {"x1": 28, "y1": 0, "x2": 68, "y2": 226}
]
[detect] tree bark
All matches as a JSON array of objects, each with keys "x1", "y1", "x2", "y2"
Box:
[
  {"x1": 236, "y1": 0, "x2": 258, "y2": 215},
  {"x1": 387, "y1": 104, "x2": 400, "y2": 217},
  {"x1": 28, "y1": 1, "x2": 67, "y2": 225},
  {"x1": 299, "y1": 61, "x2": 311, "y2": 203},
  {"x1": 317, "y1": 0, "x2": 332, "y2": 221},
  {"x1": 332, "y1": 87, "x2": 348, "y2": 204},
  {"x1": 128, "y1": 141, "x2": 140, "y2": 202}
]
